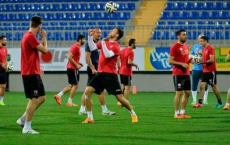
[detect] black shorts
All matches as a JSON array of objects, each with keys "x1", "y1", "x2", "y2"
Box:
[
  {"x1": 67, "y1": 68, "x2": 79, "y2": 85},
  {"x1": 0, "y1": 70, "x2": 7, "y2": 84},
  {"x1": 22, "y1": 74, "x2": 45, "y2": 99},
  {"x1": 201, "y1": 71, "x2": 217, "y2": 86},
  {"x1": 88, "y1": 72, "x2": 122, "y2": 95},
  {"x1": 86, "y1": 65, "x2": 98, "y2": 85},
  {"x1": 173, "y1": 75, "x2": 191, "y2": 91},
  {"x1": 120, "y1": 74, "x2": 132, "y2": 86}
]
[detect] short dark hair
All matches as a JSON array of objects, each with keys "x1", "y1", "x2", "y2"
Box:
[
  {"x1": 176, "y1": 29, "x2": 186, "y2": 36},
  {"x1": 128, "y1": 38, "x2": 136, "y2": 46},
  {"x1": 0, "y1": 35, "x2": 6, "y2": 41},
  {"x1": 77, "y1": 34, "x2": 85, "y2": 41},
  {"x1": 116, "y1": 27, "x2": 124, "y2": 41},
  {"x1": 30, "y1": 16, "x2": 43, "y2": 28},
  {"x1": 200, "y1": 36, "x2": 209, "y2": 42}
]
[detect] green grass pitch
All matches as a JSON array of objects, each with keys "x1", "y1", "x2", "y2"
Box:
[{"x1": 1, "y1": 92, "x2": 230, "y2": 145}]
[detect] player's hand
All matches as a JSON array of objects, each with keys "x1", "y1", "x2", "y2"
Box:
[
  {"x1": 181, "y1": 63, "x2": 189, "y2": 68},
  {"x1": 79, "y1": 62, "x2": 84, "y2": 67},
  {"x1": 88, "y1": 29, "x2": 94, "y2": 36},
  {"x1": 136, "y1": 65, "x2": 140, "y2": 71},
  {"x1": 91, "y1": 68, "x2": 97, "y2": 74},
  {"x1": 76, "y1": 64, "x2": 82, "y2": 69},
  {"x1": 7, "y1": 62, "x2": 13, "y2": 72},
  {"x1": 40, "y1": 68, "x2": 44, "y2": 77},
  {"x1": 40, "y1": 29, "x2": 47, "y2": 38}
]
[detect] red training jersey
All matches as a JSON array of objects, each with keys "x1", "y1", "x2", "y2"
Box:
[
  {"x1": 97, "y1": 41, "x2": 120, "y2": 74},
  {"x1": 170, "y1": 42, "x2": 190, "y2": 76},
  {"x1": 21, "y1": 31, "x2": 41, "y2": 75},
  {"x1": 0, "y1": 46, "x2": 8, "y2": 71},
  {"x1": 66, "y1": 43, "x2": 81, "y2": 70},
  {"x1": 202, "y1": 45, "x2": 216, "y2": 72},
  {"x1": 119, "y1": 47, "x2": 134, "y2": 76}
]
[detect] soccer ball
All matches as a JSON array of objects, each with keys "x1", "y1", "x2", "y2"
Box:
[
  {"x1": 193, "y1": 55, "x2": 202, "y2": 63},
  {"x1": 105, "y1": 1, "x2": 118, "y2": 13}
]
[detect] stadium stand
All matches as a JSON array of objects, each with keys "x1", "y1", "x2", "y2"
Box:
[
  {"x1": 0, "y1": 0, "x2": 141, "y2": 47},
  {"x1": 150, "y1": 1, "x2": 230, "y2": 47}
]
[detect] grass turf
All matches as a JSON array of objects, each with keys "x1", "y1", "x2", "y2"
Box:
[{"x1": 0, "y1": 92, "x2": 230, "y2": 145}]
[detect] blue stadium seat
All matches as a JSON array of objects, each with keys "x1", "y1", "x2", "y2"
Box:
[
  {"x1": 127, "y1": 3, "x2": 135, "y2": 10},
  {"x1": 120, "y1": 12, "x2": 130, "y2": 20},
  {"x1": 92, "y1": 12, "x2": 101, "y2": 20},
  {"x1": 73, "y1": 13, "x2": 82, "y2": 20},
  {"x1": 213, "y1": 2, "x2": 223, "y2": 10},
  {"x1": 117, "y1": 21, "x2": 125, "y2": 26},
  {"x1": 194, "y1": 2, "x2": 203, "y2": 10},
  {"x1": 5, "y1": 5, "x2": 13, "y2": 11},
  {"x1": 9, "y1": 14, "x2": 16, "y2": 21},
  {"x1": 5, "y1": 33, "x2": 12, "y2": 41},
  {"x1": 181, "y1": 11, "x2": 189, "y2": 19},
  {"x1": 225, "y1": 31, "x2": 230, "y2": 39},
  {"x1": 185, "y1": 2, "x2": 194, "y2": 10},
  {"x1": 89, "y1": 3, "x2": 97, "y2": 10},
  {"x1": 165, "y1": 3, "x2": 173, "y2": 10},
  {"x1": 51, "y1": 4, "x2": 60, "y2": 11},
  {"x1": 65, "y1": 32, "x2": 72, "y2": 40},
  {"x1": 88, "y1": 21, "x2": 96, "y2": 26},
  {"x1": 61, "y1": 4, "x2": 69, "y2": 11},
  {"x1": 82, "y1": 12, "x2": 92, "y2": 20},
  {"x1": 98, "y1": 22, "x2": 106, "y2": 26},
  {"x1": 98, "y1": 3, "x2": 105, "y2": 10},
  {"x1": 23, "y1": 4, "x2": 32, "y2": 11},
  {"x1": 79, "y1": 3, "x2": 87, "y2": 10},
  {"x1": 174, "y1": 2, "x2": 184, "y2": 10},
  {"x1": 201, "y1": 11, "x2": 209, "y2": 19},
  {"x1": 63, "y1": 13, "x2": 72, "y2": 20},
  {"x1": 41, "y1": 4, "x2": 51, "y2": 11},
  {"x1": 118, "y1": 3, "x2": 126, "y2": 10},
  {"x1": 223, "y1": 2, "x2": 230, "y2": 10},
  {"x1": 161, "y1": 11, "x2": 170, "y2": 20},
  {"x1": 203, "y1": 2, "x2": 213, "y2": 10},
  {"x1": 171, "y1": 11, "x2": 179, "y2": 19}
]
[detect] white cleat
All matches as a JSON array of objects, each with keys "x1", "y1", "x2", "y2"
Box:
[
  {"x1": 203, "y1": 101, "x2": 208, "y2": 105},
  {"x1": 78, "y1": 111, "x2": 87, "y2": 115},
  {"x1": 22, "y1": 128, "x2": 39, "y2": 134},
  {"x1": 102, "y1": 110, "x2": 116, "y2": 115},
  {"x1": 16, "y1": 118, "x2": 24, "y2": 128}
]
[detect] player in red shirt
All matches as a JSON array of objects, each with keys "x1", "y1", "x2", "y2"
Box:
[
  {"x1": 81, "y1": 27, "x2": 138, "y2": 123},
  {"x1": 16, "y1": 16, "x2": 48, "y2": 134},
  {"x1": 223, "y1": 50, "x2": 230, "y2": 110},
  {"x1": 193, "y1": 36, "x2": 223, "y2": 108},
  {"x1": 169, "y1": 29, "x2": 192, "y2": 119},
  {"x1": 0, "y1": 35, "x2": 9, "y2": 106},
  {"x1": 117, "y1": 38, "x2": 139, "y2": 107},
  {"x1": 54, "y1": 34, "x2": 85, "y2": 106}
]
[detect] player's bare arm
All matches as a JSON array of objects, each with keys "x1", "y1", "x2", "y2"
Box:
[
  {"x1": 68, "y1": 53, "x2": 82, "y2": 69},
  {"x1": 85, "y1": 52, "x2": 97, "y2": 74},
  {"x1": 36, "y1": 29, "x2": 48, "y2": 54},
  {"x1": 201, "y1": 54, "x2": 214, "y2": 64},
  {"x1": 128, "y1": 59, "x2": 139, "y2": 70},
  {"x1": 226, "y1": 54, "x2": 230, "y2": 62},
  {"x1": 169, "y1": 55, "x2": 189, "y2": 68}
]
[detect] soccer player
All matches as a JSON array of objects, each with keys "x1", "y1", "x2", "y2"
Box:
[
  {"x1": 0, "y1": 35, "x2": 9, "y2": 106},
  {"x1": 117, "y1": 38, "x2": 139, "y2": 107},
  {"x1": 193, "y1": 36, "x2": 223, "y2": 108},
  {"x1": 54, "y1": 34, "x2": 85, "y2": 106},
  {"x1": 78, "y1": 28, "x2": 116, "y2": 115},
  {"x1": 169, "y1": 29, "x2": 191, "y2": 119},
  {"x1": 16, "y1": 16, "x2": 48, "y2": 134},
  {"x1": 81, "y1": 27, "x2": 138, "y2": 123},
  {"x1": 223, "y1": 50, "x2": 230, "y2": 110},
  {"x1": 190, "y1": 34, "x2": 209, "y2": 105}
]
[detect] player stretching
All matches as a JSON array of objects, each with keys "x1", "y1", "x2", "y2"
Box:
[{"x1": 169, "y1": 29, "x2": 192, "y2": 119}]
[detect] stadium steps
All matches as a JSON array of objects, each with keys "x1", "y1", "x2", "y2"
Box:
[{"x1": 123, "y1": 0, "x2": 166, "y2": 46}]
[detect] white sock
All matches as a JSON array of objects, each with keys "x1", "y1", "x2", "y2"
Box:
[
  {"x1": 20, "y1": 112, "x2": 26, "y2": 122},
  {"x1": 80, "y1": 105, "x2": 85, "y2": 112},
  {"x1": 226, "y1": 103, "x2": 229, "y2": 106},
  {"x1": 68, "y1": 97, "x2": 73, "y2": 103},
  {"x1": 0, "y1": 96, "x2": 4, "y2": 102},
  {"x1": 101, "y1": 105, "x2": 107, "y2": 112},
  {"x1": 130, "y1": 109, "x2": 136, "y2": 115},
  {"x1": 175, "y1": 110, "x2": 179, "y2": 115},
  {"x1": 24, "y1": 121, "x2": 31, "y2": 129},
  {"x1": 180, "y1": 109, "x2": 185, "y2": 114},
  {"x1": 204, "y1": 90, "x2": 209, "y2": 102},
  {"x1": 191, "y1": 91, "x2": 197, "y2": 102},
  {"x1": 87, "y1": 111, "x2": 93, "y2": 120},
  {"x1": 58, "y1": 91, "x2": 64, "y2": 98}
]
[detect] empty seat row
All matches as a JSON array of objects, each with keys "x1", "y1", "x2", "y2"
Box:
[
  {"x1": 161, "y1": 11, "x2": 229, "y2": 19},
  {"x1": 155, "y1": 24, "x2": 230, "y2": 30},
  {"x1": 0, "y1": 0, "x2": 139, "y2": 2},
  {"x1": 0, "y1": 3, "x2": 135, "y2": 11},
  {"x1": 0, "y1": 25, "x2": 125, "y2": 31},
  {"x1": 0, "y1": 21, "x2": 125, "y2": 27},
  {"x1": 3, "y1": 31, "x2": 111, "y2": 41},
  {"x1": 165, "y1": 2, "x2": 230, "y2": 10},
  {"x1": 157, "y1": 21, "x2": 230, "y2": 26},
  {"x1": 0, "y1": 12, "x2": 131, "y2": 21},
  {"x1": 152, "y1": 30, "x2": 230, "y2": 40}
]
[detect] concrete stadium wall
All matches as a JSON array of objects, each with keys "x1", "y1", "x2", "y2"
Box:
[{"x1": 9, "y1": 72, "x2": 230, "y2": 93}]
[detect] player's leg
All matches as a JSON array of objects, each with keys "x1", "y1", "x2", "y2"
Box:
[
  {"x1": 179, "y1": 76, "x2": 191, "y2": 118},
  {"x1": 0, "y1": 84, "x2": 6, "y2": 105},
  {"x1": 66, "y1": 69, "x2": 79, "y2": 106},
  {"x1": 223, "y1": 88, "x2": 230, "y2": 110},
  {"x1": 194, "y1": 73, "x2": 207, "y2": 107},
  {"x1": 191, "y1": 70, "x2": 199, "y2": 104},
  {"x1": 66, "y1": 84, "x2": 78, "y2": 106},
  {"x1": 98, "y1": 91, "x2": 116, "y2": 115},
  {"x1": 210, "y1": 72, "x2": 223, "y2": 108},
  {"x1": 203, "y1": 84, "x2": 209, "y2": 104},
  {"x1": 82, "y1": 86, "x2": 95, "y2": 123},
  {"x1": 0, "y1": 71, "x2": 7, "y2": 105}
]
